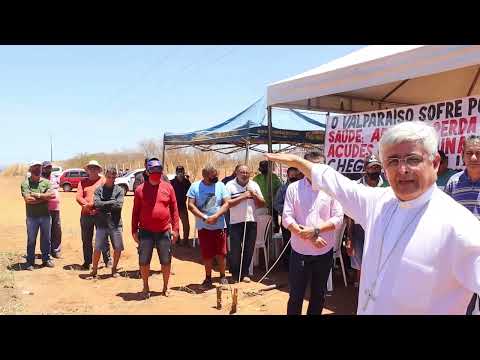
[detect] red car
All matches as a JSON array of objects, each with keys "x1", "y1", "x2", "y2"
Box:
[{"x1": 59, "y1": 168, "x2": 88, "y2": 192}]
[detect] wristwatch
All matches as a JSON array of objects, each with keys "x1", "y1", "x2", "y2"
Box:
[
  {"x1": 202, "y1": 214, "x2": 208, "y2": 221},
  {"x1": 313, "y1": 228, "x2": 321, "y2": 238}
]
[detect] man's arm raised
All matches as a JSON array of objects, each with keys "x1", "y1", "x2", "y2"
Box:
[
  {"x1": 265, "y1": 153, "x2": 381, "y2": 229},
  {"x1": 265, "y1": 154, "x2": 314, "y2": 181}
]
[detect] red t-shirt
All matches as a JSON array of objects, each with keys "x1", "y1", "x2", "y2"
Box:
[{"x1": 131, "y1": 180, "x2": 179, "y2": 234}]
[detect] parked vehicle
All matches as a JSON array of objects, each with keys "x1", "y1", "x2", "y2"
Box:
[
  {"x1": 51, "y1": 165, "x2": 63, "y2": 176},
  {"x1": 115, "y1": 168, "x2": 145, "y2": 195},
  {"x1": 114, "y1": 169, "x2": 176, "y2": 195},
  {"x1": 50, "y1": 165, "x2": 63, "y2": 183},
  {"x1": 59, "y1": 168, "x2": 88, "y2": 192}
]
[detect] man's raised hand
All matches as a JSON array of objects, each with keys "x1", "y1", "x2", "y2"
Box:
[{"x1": 265, "y1": 153, "x2": 302, "y2": 168}]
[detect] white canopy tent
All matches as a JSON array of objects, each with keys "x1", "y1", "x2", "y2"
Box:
[{"x1": 267, "y1": 45, "x2": 480, "y2": 113}]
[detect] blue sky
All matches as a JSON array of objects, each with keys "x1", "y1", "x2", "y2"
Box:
[{"x1": 0, "y1": 45, "x2": 364, "y2": 165}]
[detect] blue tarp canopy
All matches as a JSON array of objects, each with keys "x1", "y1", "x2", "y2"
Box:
[{"x1": 164, "y1": 98, "x2": 326, "y2": 153}]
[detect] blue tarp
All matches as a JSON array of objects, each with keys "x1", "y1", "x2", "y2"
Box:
[{"x1": 164, "y1": 98, "x2": 325, "y2": 146}]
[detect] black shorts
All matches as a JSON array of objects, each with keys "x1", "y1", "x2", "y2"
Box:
[{"x1": 137, "y1": 229, "x2": 172, "y2": 266}]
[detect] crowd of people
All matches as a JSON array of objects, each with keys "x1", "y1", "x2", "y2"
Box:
[{"x1": 19, "y1": 122, "x2": 480, "y2": 314}]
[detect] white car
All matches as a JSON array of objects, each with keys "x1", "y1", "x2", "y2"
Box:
[
  {"x1": 51, "y1": 166, "x2": 63, "y2": 182},
  {"x1": 114, "y1": 168, "x2": 145, "y2": 195},
  {"x1": 114, "y1": 169, "x2": 176, "y2": 195}
]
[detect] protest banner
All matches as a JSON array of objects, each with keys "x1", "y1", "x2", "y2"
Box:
[{"x1": 325, "y1": 95, "x2": 480, "y2": 173}]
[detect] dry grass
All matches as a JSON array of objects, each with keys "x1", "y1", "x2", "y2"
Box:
[
  {"x1": 0, "y1": 164, "x2": 29, "y2": 177},
  {"x1": 163, "y1": 148, "x2": 265, "y2": 181},
  {"x1": 59, "y1": 151, "x2": 146, "y2": 171},
  {"x1": 1, "y1": 147, "x2": 267, "y2": 181}
]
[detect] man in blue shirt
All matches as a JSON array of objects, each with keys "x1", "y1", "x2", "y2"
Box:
[
  {"x1": 187, "y1": 164, "x2": 231, "y2": 288},
  {"x1": 444, "y1": 135, "x2": 480, "y2": 314}
]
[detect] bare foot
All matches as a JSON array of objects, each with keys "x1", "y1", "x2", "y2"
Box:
[
  {"x1": 88, "y1": 272, "x2": 97, "y2": 280},
  {"x1": 162, "y1": 289, "x2": 170, "y2": 297},
  {"x1": 111, "y1": 271, "x2": 120, "y2": 278}
]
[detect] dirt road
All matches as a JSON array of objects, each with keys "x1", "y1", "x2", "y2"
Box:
[{"x1": 0, "y1": 176, "x2": 357, "y2": 315}]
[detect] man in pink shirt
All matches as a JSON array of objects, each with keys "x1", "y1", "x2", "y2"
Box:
[
  {"x1": 41, "y1": 161, "x2": 62, "y2": 259},
  {"x1": 282, "y1": 151, "x2": 343, "y2": 315}
]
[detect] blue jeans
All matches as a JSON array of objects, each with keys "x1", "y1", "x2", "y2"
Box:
[
  {"x1": 26, "y1": 216, "x2": 51, "y2": 265},
  {"x1": 287, "y1": 248, "x2": 333, "y2": 315},
  {"x1": 80, "y1": 215, "x2": 111, "y2": 265},
  {"x1": 228, "y1": 222, "x2": 257, "y2": 280},
  {"x1": 138, "y1": 229, "x2": 172, "y2": 266},
  {"x1": 49, "y1": 210, "x2": 62, "y2": 255}
]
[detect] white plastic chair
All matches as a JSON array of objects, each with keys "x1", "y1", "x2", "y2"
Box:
[
  {"x1": 328, "y1": 222, "x2": 348, "y2": 290},
  {"x1": 249, "y1": 214, "x2": 272, "y2": 276}
]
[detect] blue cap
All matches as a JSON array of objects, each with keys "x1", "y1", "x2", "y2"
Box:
[{"x1": 147, "y1": 159, "x2": 163, "y2": 172}]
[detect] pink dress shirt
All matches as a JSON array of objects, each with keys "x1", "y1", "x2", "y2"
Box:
[{"x1": 282, "y1": 178, "x2": 343, "y2": 256}]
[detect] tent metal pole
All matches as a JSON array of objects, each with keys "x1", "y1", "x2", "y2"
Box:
[
  {"x1": 161, "y1": 134, "x2": 166, "y2": 166},
  {"x1": 278, "y1": 143, "x2": 282, "y2": 181},
  {"x1": 245, "y1": 141, "x2": 250, "y2": 164},
  {"x1": 267, "y1": 106, "x2": 273, "y2": 263}
]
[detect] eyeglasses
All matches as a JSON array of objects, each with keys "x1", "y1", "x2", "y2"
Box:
[
  {"x1": 385, "y1": 155, "x2": 424, "y2": 169},
  {"x1": 464, "y1": 151, "x2": 480, "y2": 158}
]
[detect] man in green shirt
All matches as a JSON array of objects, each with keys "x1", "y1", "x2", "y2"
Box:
[
  {"x1": 436, "y1": 149, "x2": 458, "y2": 191},
  {"x1": 253, "y1": 160, "x2": 282, "y2": 232},
  {"x1": 20, "y1": 161, "x2": 55, "y2": 271}
]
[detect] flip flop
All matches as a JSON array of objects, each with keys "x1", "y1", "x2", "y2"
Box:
[
  {"x1": 87, "y1": 273, "x2": 98, "y2": 280},
  {"x1": 162, "y1": 289, "x2": 171, "y2": 297}
]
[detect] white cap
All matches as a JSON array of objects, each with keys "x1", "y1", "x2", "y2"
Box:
[{"x1": 29, "y1": 160, "x2": 42, "y2": 168}]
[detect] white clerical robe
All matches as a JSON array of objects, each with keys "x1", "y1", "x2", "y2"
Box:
[{"x1": 312, "y1": 164, "x2": 480, "y2": 315}]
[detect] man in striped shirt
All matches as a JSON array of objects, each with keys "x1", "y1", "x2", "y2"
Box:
[{"x1": 444, "y1": 134, "x2": 480, "y2": 314}]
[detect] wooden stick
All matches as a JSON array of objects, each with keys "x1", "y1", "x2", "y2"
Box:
[
  {"x1": 259, "y1": 284, "x2": 277, "y2": 292},
  {"x1": 216, "y1": 287, "x2": 222, "y2": 310},
  {"x1": 230, "y1": 288, "x2": 238, "y2": 314},
  {"x1": 259, "y1": 283, "x2": 286, "y2": 292}
]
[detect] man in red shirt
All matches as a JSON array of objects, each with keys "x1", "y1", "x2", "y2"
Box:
[{"x1": 132, "y1": 159, "x2": 179, "y2": 298}]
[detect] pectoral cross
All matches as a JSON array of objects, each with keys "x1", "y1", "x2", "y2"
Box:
[{"x1": 362, "y1": 286, "x2": 377, "y2": 311}]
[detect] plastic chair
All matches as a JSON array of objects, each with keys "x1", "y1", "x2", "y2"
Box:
[
  {"x1": 249, "y1": 215, "x2": 272, "y2": 276},
  {"x1": 328, "y1": 222, "x2": 348, "y2": 290}
]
